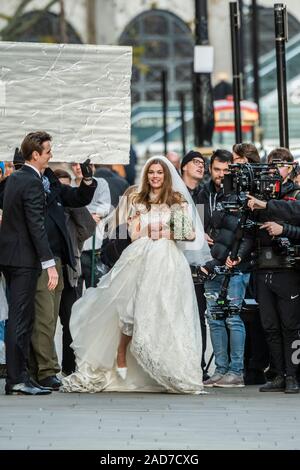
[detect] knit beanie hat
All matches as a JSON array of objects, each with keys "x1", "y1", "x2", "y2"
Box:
[{"x1": 181, "y1": 150, "x2": 205, "y2": 172}]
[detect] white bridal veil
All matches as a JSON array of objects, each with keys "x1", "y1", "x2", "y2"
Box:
[{"x1": 139, "y1": 155, "x2": 212, "y2": 266}]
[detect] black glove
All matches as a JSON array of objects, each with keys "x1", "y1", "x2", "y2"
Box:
[
  {"x1": 13, "y1": 147, "x2": 25, "y2": 170},
  {"x1": 80, "y1": 158, "x2": 93, "y2": 179}
]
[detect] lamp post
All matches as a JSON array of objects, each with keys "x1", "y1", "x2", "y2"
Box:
[
  {"x1": 230, "y1": 1, "x2": 242, "y2": 143},
  {"x1": 193, "y1": 0, "x2": 214, "y2": 147},
  {"x1": 252, "y1": 0, "x2": 260, "y2": 121},
  {"x1": 274, "y1": 3, "x2": 289, "y2": 148},
  {"x1": 179, "y1": 92, "x2": 187, "y2": 156},
  {"x1": 160, "y1": 70, "x2": 168, "y2": 156}
]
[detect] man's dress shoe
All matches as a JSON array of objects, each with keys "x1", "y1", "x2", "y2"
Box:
[
  {"x1": 5, "y1": 382, "x2": 52, "y2": 395},
  {"x1": 38, "y1": 375, "x2": 62, "y2": 390},
  {"x1": 29, "y1": 378, "x2": 52, "y2": 391}
]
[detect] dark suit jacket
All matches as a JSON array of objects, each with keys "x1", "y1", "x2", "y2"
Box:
[
  {"x1": 94, "y1": 167, "x2": 129, "y2": 208},
  {"x1": 0, "y1": 165, "x2": 53, "y2": 268},
  {"x1": 64, "y1": 206, "x2": 96, "y2": 287},
  {"x1": 43, "y1": 168, "x2": 97, "y2": 268}
]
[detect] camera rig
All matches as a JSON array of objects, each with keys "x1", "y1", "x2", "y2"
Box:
[
  {"x1": 209, "y1": 197, "x2": 251, "y2": 319},
  {"x1": 271, "y1": 237, "x2": 300, "y2": 267},
  {"x1": 190, "y1": 265, "x2": 216, "y2": 284},
  {"x1": 222, "y1": 162, "x2": 286, "y2": 202},
  {"x1": 207, "y1": 161, "x2": 297, "y2": 319}
]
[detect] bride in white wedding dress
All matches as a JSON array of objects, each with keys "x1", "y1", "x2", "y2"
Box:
[{"x1": 62, "y1": 156, "x2": 211, "y2": 394}]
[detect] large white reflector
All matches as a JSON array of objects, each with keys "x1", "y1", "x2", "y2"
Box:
[{"x1": 0, "y1": 42, "x2": 132, "y2": 163}]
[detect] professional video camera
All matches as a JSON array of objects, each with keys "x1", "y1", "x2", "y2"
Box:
[
  {"x1": 222, "y1": 162, "x2": 284, "y2": 203},
  {"x1": 208, "y1": 161, "x2": 286, "y2": 319},
  {"x1": 203, "y1": 161, "x2": 299, "y2": 319}
]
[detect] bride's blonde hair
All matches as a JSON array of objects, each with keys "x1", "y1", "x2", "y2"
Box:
[{"x1": 133, "y1": 158, "x2": 185, "y2": 210}]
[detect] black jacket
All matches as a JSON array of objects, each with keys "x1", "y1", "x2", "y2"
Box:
[
  {"x1": 267, "y1": 197, "x2": 300, "y2": 232},
  {"x1": 94, "y1": 167, "x2": 129, "y2": 208},
  {"x1": 253, "y1": 180, "x2": 300, "y2": 247},
  {"x1": 43, "y1": 168, "x2": 97, "y2": 268},
  {"x1": 198, "y1": 181, "x2": 253, "y2": 273},
  {"x1": 64, "y1": 206, "x2": 96, "y2": 287},
  {"x1": 0, "y1": 165, "x2": 53, "y2": 268},
  {"x1": 197, "y1": 181, "x2": 226, "y2": 237},
  {"x1": 186, "y1": 183, "x2": 204, "y2": 206},
  {"x1": 204, "y1": 202, "x2": 254, "y2": 273},
  {"x1": 251, "y1": 180, "x2": 300, "y2": 270}
]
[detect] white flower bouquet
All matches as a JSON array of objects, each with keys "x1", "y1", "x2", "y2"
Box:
[{"x1": 168, "y1": 205, "x2": 195, "y2": 241}]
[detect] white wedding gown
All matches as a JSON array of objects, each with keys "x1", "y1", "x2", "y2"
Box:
[{"x1": 62, "y1": 205, "x2": 204, "y2": 394}]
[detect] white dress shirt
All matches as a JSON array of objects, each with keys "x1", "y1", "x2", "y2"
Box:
[{"x1": 24, "y1": 163, "x2": 55, "y2": 269}]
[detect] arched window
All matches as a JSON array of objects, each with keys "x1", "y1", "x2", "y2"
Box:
[
  {"x1": 5, "y1": 10, "x2": 82, "y2": 44},
  {"x1": 119, "y1": 9, "x2": 194, "y2": 104}
]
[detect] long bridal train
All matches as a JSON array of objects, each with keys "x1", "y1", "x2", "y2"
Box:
[{"x1": 61, "y1": 236, "x2": 205, "y2": 394}]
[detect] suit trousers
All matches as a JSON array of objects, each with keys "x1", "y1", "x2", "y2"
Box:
[
  {"x1": 30, "y1": 258, "x2": 64, "y2": 380},
  {"x1": 1, "y1": 266, "x2": 39, "y2": 385},
  {"x1": 58, "y1": 267, "x2": 79, "y2": 375},
  {"x1": 194, "y1": 283, "x2": 207, "y2": 371}
]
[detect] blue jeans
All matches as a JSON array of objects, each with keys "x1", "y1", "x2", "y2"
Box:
[
  {"x1": 205, "y1": 273, "x2": 250, "y2": 376},
  {"x1": 0, "y1": 320, "x2": 5, "y2": 342},
  {"x1": 0, "y1": 320, "x2": 5, "y2": 364}
]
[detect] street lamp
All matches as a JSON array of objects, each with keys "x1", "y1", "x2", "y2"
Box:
[
  {"x1": 274, "y1": 3, "x2": 289, "y2": 148},
  {"x1": 193, "y1": 0, "x2": 214, "y2": 147}
]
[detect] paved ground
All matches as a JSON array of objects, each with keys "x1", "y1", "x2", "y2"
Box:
[{"x1": 0, "y1": 379, "x2": 299, "y2": 450}]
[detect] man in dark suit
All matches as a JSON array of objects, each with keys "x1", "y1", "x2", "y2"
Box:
[
  {"x1": 30, "y1": 162, "x2": 97, "y2": 389},
  {"x1": 0, "y1": 131, "x2": 58, "y2": 395}
]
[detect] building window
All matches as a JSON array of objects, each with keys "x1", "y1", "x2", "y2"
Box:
[
  {"x1": 119, "y1": 9, "x2": 194, "y2": 104},
  {"x1": 242, "y1": 5, "x2": 300, "y2": 98},
  {"x1": 4, "y1": 10, "x2": 82, "y2": 44}
]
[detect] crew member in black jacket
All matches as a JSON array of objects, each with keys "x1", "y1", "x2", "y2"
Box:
[
  {"x1": 248, "y1": 148, "x2": 300, "y2": 393},
  {"x1": 198, "y1": 150, "x2": 253, "y2": 388},
  {"x1": 0, "y1": 131, "x2": 58, "y2": 395},
  {"x1": 249, "y1": 193, "x2": 300, "y2": 223}
]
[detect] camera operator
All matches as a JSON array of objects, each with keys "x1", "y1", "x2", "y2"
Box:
[
  {"x1": 181, "y1": 150, "x2": 208, "y2": 380},
  {"x1": 248, "y1": 147, "x2": 300, "y2": 393},
  {"x1": 232, "y1": 142, "x2": 261, "y2": 165},
  {"x1": 198, "y1": 149, "x2": 231, "y2": 244},
  {"x1": 231, "y1": 144, "x2": 269, "y2": 385},
  {"x1": 198, "y1": 149, "x2": 253, "y2": 388},
  {"x1": 249, "y1": 191, "x2": 300, "y2": 225}
]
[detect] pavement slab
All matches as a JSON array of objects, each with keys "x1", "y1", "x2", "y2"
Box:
[{"x1": 0, "y1": 380, "x2": 299, "y2": 450}]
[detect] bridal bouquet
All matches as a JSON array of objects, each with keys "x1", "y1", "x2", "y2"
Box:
[{"x1": 168, "y1": 205, "x2": 195, "y2": 241}]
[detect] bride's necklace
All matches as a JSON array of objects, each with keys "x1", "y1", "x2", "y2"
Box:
[{"x1": 149, "y1": 191, "x2": 161, "y2": 204}]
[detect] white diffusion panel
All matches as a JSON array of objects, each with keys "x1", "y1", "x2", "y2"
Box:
[{"x1": 0, "y1": 42, "x2": 132, "y2": 163}]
